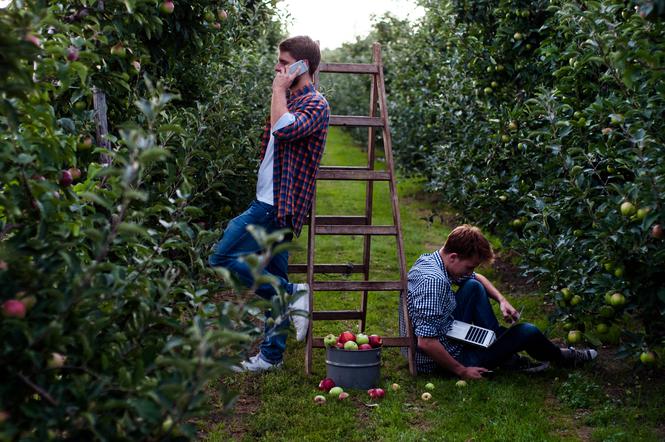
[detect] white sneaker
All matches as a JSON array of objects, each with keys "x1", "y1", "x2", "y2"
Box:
[
  {"x1": 289, "y1": 283, "x2": 310, "y2": 342},
  {"x1": 231, "y1": 354, "x2": 283, "y2": 373}
]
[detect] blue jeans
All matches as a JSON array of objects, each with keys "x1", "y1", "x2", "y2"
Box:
[
  {"x1": 208, "y1": 200, "x2": 295, "y2": 364},
  {"x1": 454, "y1": 279, "x2": 563, "y2": 368}
]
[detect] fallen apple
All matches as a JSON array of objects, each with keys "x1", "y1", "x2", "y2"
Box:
[
  {"x1": 314, "y1": 395, "x2": 326, "y2": 404},
  {"x1": 421, "y1": 392, "x2": 432, "y2": 401},
  {"x1": 367, "y1": 388, "x2": 385, "y2": 399},
  {"x1": 391, "y1": 383, "x2": 400, "y2": 391},
  {"x1": 318, "y1": 378, "x2": 335, "y2": 392},
  {"x1": 2, "y1": 299, "x2": 26, "y2": 318},
  {"x1": 344, "y1": 341, "x2": 358, "y2": 351},
  {"x1": 455, "y1": 380, "x2": 467, "y2": 388},
  {"x1": 338, "y1": 392, "x2": 349, "y2": 400},
  {"x1": 329, "y1": 386, "x2": 343, "y2": 397},
  {"x1": 425, "y1": 382, "x2": 435, "y2": 390}
]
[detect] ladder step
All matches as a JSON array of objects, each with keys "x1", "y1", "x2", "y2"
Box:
[
  {"x1": 306, "y1": 215, "x2": 368, "y2": 225},
  {"x1": 319, "y1": 62, "x2": 379, "y2": 74},
  {"x1": 317, "y1": 167, "x2": 390, "y2": 181},
  {"x1": 288, "y1": 263, "x2": 365, "y2": 274},
  {"x1": 312, "y1": 281, "x2": 404, "y2": 291},
  {"x1": 312, "y1": 336, "x2": 412, "y2": 348},
  {"x1": 330, "y1": 115, "x2": 384, "y2": 127},
  {"x1": 315, "y1": 225, "x2": 397, "y2": 235},
  {"x1": 312, "y1": 310, "x2": 363, "y2": 321}
]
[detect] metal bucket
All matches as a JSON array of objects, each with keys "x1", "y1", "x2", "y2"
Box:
[{"x1": 325, "y1": 347, "x2": 381, "y2": 390}]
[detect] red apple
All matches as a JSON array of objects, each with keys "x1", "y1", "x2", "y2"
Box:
[
  {"x1": 367, "y1": 388, "x2": 385, "y2": 399},
  {"x1": 338, "y1": 331, "x2": 356, "y2": 344},
  {"x1": 368, "y1": 334, "x2": 382, "y2": 348},
  {"x1": 2, "y1": 299, "x2": 26, "y2": 318},
  {"x1": 335, "y1": 342, "x2": 344, "y2": 349},
  {"x1": 59, "y1": 170, "x2": 73, "y2": 187},
  {"x1": 338, "y1": 391, "x2": 349, "y2": 400},
  {"x1": 212, "y1": 22, "x2": 221, "y2": 30},
  {"x1": 66, "y1": 46, "x2": 79, "y2": 61},
  {"x1": 24, "y1": 33, "x2": 41, "y2": 47},
  {"x1": 359, "y1": 343, "x2": 373, "y2": 350},
  {"x1": 217, "y1": 9, "x2": 228, "y2": 20},
  {"x1": 160, "y1": 0, "x2": 174, "y2": 14},
  {"x1": 0, "y1": 410, "x2": 8, "y2": 423},
  {"x1": 314, "y1": 395, "x2": 326, "y2": 405},
  {"x1": 651, "y1": 224, "x2": 663, "y2": 239},
  {"x1": 318, "y1": 378, "x2": 335, "y2": 392},
  {"x1": 0, "y1": 260, "x2": 7, "y2": 271}
]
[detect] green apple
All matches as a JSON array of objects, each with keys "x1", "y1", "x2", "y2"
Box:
[
  {"x1": 561, "y1": 287, "x2": 572, "y2": 301},
  {"x1": 425, "y1": 382, "x2": 435, "y2": 390},
  {"x1": 329, "y1": 386, "x2": 343, "y2": 397},
  {"x1": 620, "y1": 201, "x2": 636, "y2": 216},
  {"x1": 570, "y1": 295, "x2": 582, "y2": 306},
  {"x1": 514, "y1": 32, "x2": 523, "y2": 40},
  {"x1": 343, "y1": 341, "x2": 358, "y2": 351},
  {"x1": 596, "y1": 323, "x2": 609, "y2": 334},
  {"x1": 323, "y1": 334, "x2": 337, "y2": 348},
  {"x1": 609, "y1": 293, "x2": 625, "y2": 306},
  {"x1": 455, "y1": 380, "x2": 467, "y2": 388},
  {"x1": 636, "y1": 207, "x2": 650, "y2": 219},
  {"x1": 484, "y1": 87, "x2": 493, "y2": 94},
  {"x1": 391, "y1": 383, "x2": 400, "y2": 391},
  {"x1": 356, "y1": 333, "x2": 369, "y2": 345},
  {"x1": 567, "y1": 330, "x2": 582, "y2": 344},
  {"x1": 640, "y1": 351, "x2": 655, "y2": 365},
  {"x1": 613, "y1": 266, "x2": 625, "y2": 278}
]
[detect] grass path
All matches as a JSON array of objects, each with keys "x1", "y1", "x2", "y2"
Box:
[{"x1": 203, "y1": 128, "x2": 664, "y2": 442}]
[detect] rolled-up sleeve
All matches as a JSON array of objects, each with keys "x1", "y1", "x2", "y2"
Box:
[
  {"x1": 272, "y1": 112, "x2": 296, "y2": 133},
  {"x1": 272, "y1": 97, "x2": 329, "y2": 142}
]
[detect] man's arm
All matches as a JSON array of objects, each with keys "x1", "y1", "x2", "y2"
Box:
[
  {"x1": 271, "y1": 66, "x2": 296, "y2": 127},
  {"x1": 417, "y1": 337, "x2": 488, "y2": 380},
  {"x1": 474, "y1": 273, "x2": 519, "y2": 322}
]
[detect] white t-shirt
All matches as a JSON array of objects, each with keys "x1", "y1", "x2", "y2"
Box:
[{"x1": 256, "y1": 112, "x2": 296, "y2": 205}]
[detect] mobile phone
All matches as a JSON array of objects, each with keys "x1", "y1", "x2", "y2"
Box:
[{"x1": 288, "y1": 59, "x2": 308, "y2": 77}]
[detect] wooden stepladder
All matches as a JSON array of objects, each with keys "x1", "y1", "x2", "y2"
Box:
[{"x1": 289, "y1": 43, "x2": 416, "y2": 376}]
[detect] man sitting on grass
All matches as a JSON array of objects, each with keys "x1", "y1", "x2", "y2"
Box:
[{"x1": 399, "y1": 224, "x2": 597, "y2": 378}]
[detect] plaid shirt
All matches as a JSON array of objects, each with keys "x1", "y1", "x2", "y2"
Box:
[
  {"x1": 399, "y1": 251, "x2": 475, "y2": 373},
  {"x1": 259, "y1": 83, "x2": 330, "y2": 236}
]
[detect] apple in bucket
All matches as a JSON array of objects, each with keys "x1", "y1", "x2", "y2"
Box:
[
  {"x1": 368, "y1": 334, "x2": 383, "y2": 348},
  {"x1": 338, "y1": 331, "x2": 356, "y2": 344}
]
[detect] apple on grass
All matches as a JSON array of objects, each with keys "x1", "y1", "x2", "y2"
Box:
[
  {"x1": 314, "y1": 395, "x2": 326, "y2": 405},
  {"x1": 455, "y1": 380, "x2": 467, "y2": 388},
  {"x1": 318, "y1": 378, "x2": 335, "y2": 392},
  {"x1": 424, "y1": 382, "x2": 435, "y2": 390},
  {"x1": 338, "y1": 392, "x2": 349, "y2": 400},
  {"x1": 367, "y1": 388, "x2": 385, "y2": 399},
  {"x1": 391, "y1": 383, "x2": 400, "y2": 391},
  {"x1": 329, "y1": 386, "x2": 343, "y2": 398},
  {"x1": 421, "y1": 392, "x2": 432, "y2": 401}
]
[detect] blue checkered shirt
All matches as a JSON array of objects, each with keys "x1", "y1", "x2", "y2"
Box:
[{"x1": 399, "y1": 251, "x2": 474, "y2": 373}]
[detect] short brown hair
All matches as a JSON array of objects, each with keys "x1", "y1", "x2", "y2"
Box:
[
  {"x1": 279, "y1": 36, "x2": 320, "y2": 76},
  {"x1": 443, "y1": 225, "x2": 494, "y2": 263}
]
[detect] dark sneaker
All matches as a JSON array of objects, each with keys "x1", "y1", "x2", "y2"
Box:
[
  {"x1": 560, "y1": 347, "x2": 598, "y2": 366},
  {"x1": 502, "y1": 355, "x2": 550, "y2": 373}
]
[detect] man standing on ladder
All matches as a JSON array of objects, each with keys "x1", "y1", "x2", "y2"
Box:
[{"x1": 209, "y1": 36, "x2": 330, "y2": 372}]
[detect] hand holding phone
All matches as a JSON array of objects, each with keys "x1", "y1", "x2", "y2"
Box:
[{"x1": 288, "y1": 60, "x2": 308, "y2": 77}]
